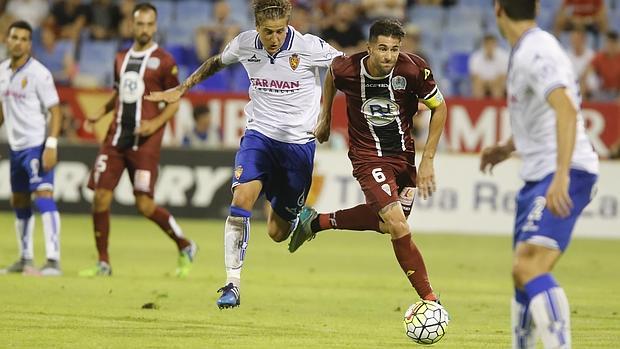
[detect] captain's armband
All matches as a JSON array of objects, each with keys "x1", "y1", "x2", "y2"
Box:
[{"x1": 420, "y1": 87, "x2": 444, "y2": 109}]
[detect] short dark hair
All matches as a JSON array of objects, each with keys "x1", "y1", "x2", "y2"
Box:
[
  {"x1": 7, "y1": 20, "x2": 33, "y2": 39},
  {"x1": 369, "y1": 19, "x2": 405, "y2": 42},
  {"x1": 497, "y1": 0, "x2": 536, "y2": 20},
  {"x1": 133, "y1": 2, "x2": 158, "y2": 18},
  {"x1": 193, "y1": 105, "x2": 211, "y2": 121}
]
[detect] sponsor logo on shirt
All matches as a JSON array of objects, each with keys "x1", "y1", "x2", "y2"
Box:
[
  {"x1": 248, "y1": 54, "x2": 261, "y2": 63},
  {"x1": 361, "y1": 97, "x2": 400, "y2": 126},
  {"x1": 21, "y1": 77, "x2": 28, "y2": 89},
  {"x1": 250, "y1": 78, "x2": 301, "y2": 93}
]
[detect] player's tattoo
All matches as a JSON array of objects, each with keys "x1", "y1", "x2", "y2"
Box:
[{"x1": 180, "y1": 55, "x2": 226, "y2": 91}]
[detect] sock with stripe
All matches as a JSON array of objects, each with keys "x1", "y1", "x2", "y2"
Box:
[
  {"x1": 34, "y1": 198, "x2": 61, "y2": 261},
  {"x1": 148, "y1": 207, "x2": 190, "y2": 251},
  {"x1": 311, "y1": 204, "x2": 381, "y2": 233},
  {"x1": 524, "y1": 274, "x2": 571, "y2": 349},
  {"x1": 512, "y1": 288, "x2": 537, "y2": 349},
  {"x1": 392, "y1": 234, "x2": 436, "y2": 301},
  {"x1": 14, "y1": 208, "x2": 34, "y2": 260},
  {"x1": 224, "y1": 206, "x2": 251, "y2": 288}
]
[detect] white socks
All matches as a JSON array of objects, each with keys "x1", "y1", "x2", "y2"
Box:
[
  {"x1": 529, "y1": 287, "x2": 571, "y2": 349},
  {"x1": 15, "y1": 216, "x2": 34, "y2": 260},
  {"x1": 224, "y1": 216, "x2": 250, "y2": 287},
  {"x1": 41, "y1": 211, "x2": 61, "y2": 261}
]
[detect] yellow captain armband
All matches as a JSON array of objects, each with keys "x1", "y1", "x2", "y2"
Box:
[{"x1": 420, "y1": 87, "x2": 444, "y2": 109}]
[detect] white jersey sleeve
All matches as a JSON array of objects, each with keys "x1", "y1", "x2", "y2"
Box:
[
  {"x1": 307, "y1": 34, "x2": 342, "y2": 68},
  {"x1": 35, "y1": 67, "x2": 59, "y2": 109},
  {"x1": 221, "y1": 34, "x2": 241, "y2": 65},
  {"x1": 527, "y1": 53, "x2": 572, "y2": 101}
]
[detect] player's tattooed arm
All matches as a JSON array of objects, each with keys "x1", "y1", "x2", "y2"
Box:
[
  {"x1": 179, "y1": 54, "x2": 226, "y2": 93},
  {"x1": 146, "y1": 55, "x2": 227, "y2": 103}
]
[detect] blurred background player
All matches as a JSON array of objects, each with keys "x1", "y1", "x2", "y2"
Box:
[
  {"x1": 480, "y1": 1, "x2": 599, "y2": 348},
  {"x1": 79, "y1": 3, "x2": 196, "y2": 277},
  {"x1": 289, "y1": 19, "x2": 447, "y2": 304},
  {"x1": 147, "y1": 0, "x2": 342, "y2": 308},
  {"x1": 0, "y1": 20, "x2": 62, "y2": 276},
  {"x1": 181, "y1": 104, "x2": 221, "y2": 149},
  {"x1": 468, "y1": 34, "x2": 509, "y2": 99}
]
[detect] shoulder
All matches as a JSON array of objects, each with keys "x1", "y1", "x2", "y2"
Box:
[
  {"x1": 516, "y1": 30, "x2": 562, "y2": 64},
  {"x1": 154, "y1": 47, "x2": 176, "y2": 65},
  {"x1": 332, "y1": 53, "x2": 361, "y2": 77},
  {"x1": 29, "y1": 58, "x2": 53, "y2": 77},
  {"x1": 396, "y1": 53, "x2": 427, "y2": 77},
  {"x1": 0, "y1": 59, "x2": 9, "y2": 70},
  {"x1": 233, "y1": 30, "x2": 261, "y2": 47}
]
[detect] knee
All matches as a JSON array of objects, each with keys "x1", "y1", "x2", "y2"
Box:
[
  {"x1": 512, "y1": 260, "x2": 533, "y2": 289},
  {"x1": 267, "y1": 223, "x2": 288, "y2": 243},
  {"x1": 135, "y1": 196, "x2": 155, "y2": 216},
  {"x1": 93, "y1": 190, "x2": 112, "y2": 212},
  {"x1": 383, "y1": 219, "x2": 410, "y2": 239}
]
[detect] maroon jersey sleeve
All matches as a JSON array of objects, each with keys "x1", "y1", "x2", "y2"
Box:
[
  {"x1": 113, "y1": 52, "x2": 122, "y2": 90},
  {"x1": 160, "y1": 52, "x2": 179, "y2": 90},
  {"x1": 404, "y1": 53, "x2": 443, "y2": 109}
]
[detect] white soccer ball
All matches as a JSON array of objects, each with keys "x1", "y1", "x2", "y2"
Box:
[{"x1": 403, "y1": 300, "x2": 449, "y2": 345}]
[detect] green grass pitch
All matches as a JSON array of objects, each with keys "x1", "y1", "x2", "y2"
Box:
[{"x1": 0, "y1": 212, "x2": 618, "y2": 348}]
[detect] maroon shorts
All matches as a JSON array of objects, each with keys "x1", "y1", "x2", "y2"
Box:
[
  {"x1": 352, "y1": 156, "x2": 417, "y2": 217},
  {"x1": 87, "y1": 142, "x2": 160, "y2": 197}
]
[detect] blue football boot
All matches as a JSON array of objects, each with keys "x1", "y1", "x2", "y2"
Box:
[{"x1": 216, "y1": 283, "x2": 240, "y2": 309}]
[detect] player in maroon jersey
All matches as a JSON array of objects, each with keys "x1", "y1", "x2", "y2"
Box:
[
  {"x1": 289, "y1": 19, "x2": 447, "y2": 303},
  {"x1": 79, "y1": 3, "x2": 196, "y2": 277}
]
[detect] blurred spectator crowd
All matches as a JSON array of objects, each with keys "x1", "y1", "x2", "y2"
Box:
[{"x1": 0, "y1": 0, "x2": 618, "y2": 151}]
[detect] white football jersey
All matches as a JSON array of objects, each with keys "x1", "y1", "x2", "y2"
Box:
[
  {"x1": 221, "y1": 26, "x2": 342, "y2": 144},
  {"x1": 507, "y1": 28, "x2": 598, "y2": 181},
  {"x1": 0, "y1": 57, "x2": 59, "y2": 151}
]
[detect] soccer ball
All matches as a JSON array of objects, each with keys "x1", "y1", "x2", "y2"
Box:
[{"x1": 403, "y1": 300, "x2": 449, "y2": 345}]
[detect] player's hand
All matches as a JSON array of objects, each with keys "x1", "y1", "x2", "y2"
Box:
[
  {"x1": 135, "y1": 119, "x2": 160, "y2": 136},
  {"x1": 546, "y1": 173, "x2": 573, "y2": 218},
  {"x1": 313, "y1": 115, "x2": 331, "y2": 143},
  {"x1": 145, "y1": 86, "x2": 184, "y2": 103},
  {"x1": 480, "y1": 144, "x2": 512, "y2": 174},
  {"x1": 42, "y1": 147, "x2": 57, "y2": 172},
  {"x1": 416, "y1": 157, "x2": 436, "y2": 200}
]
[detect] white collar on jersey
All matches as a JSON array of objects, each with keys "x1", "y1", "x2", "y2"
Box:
[{"x1": 128, "y1": 43, "x2": 159, "y2": 57}]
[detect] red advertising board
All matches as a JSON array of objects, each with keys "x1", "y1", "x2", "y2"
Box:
[{"x1": 58, "y1": 88, "x2": 619, "y2": 156}]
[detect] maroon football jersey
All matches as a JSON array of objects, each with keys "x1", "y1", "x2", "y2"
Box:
[
  {"x1": 332, "y1": 52, "x2": 438, "y2": 161},
  {"x1": 104, "y1": 44, "x2": 179, "y2": 150}
]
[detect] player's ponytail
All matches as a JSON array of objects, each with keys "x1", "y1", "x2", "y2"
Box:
[{"x1": 252, "y1": 0, "x2": 292, "y2": 26}]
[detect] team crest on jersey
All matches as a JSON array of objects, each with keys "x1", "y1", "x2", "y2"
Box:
[
  {"x1": 234, "y1": 166, "x2": 243, "y2": 180},
  {"x1": 289, "y1": 54, "x2": 300, "y2": 71},
  {"x1": 391, "y1": 76, "x2": 406, "y2": 90},
  {"x1": 146, "y1": 57, "x2": 160, "y2": 70},
  {"x1": 21, "y1": 77, "x2": 28, "y2": 89}
]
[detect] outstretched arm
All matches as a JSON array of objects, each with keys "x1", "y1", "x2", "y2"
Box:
[
  {"x1": 146, "y1": 55, "x2": 227, "y2": 103},
  {"x1": 314, "y1": 67, "x2": 337, "y2": 143}
]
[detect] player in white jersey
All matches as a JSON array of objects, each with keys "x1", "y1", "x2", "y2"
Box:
[
  {"x1": 0, "y1": 21, "x2": 62, "y2": 276},
  {"x1": 480, "y1": 1, "x2": 599, "y2": 348},
  {"x1": 146, "y1": 0, "x2": 342, "y2": 309}
]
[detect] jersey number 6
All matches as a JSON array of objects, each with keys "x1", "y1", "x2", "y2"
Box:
[{"x1": 372, "y1": 168, "x2": 386, "y2": 183}]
